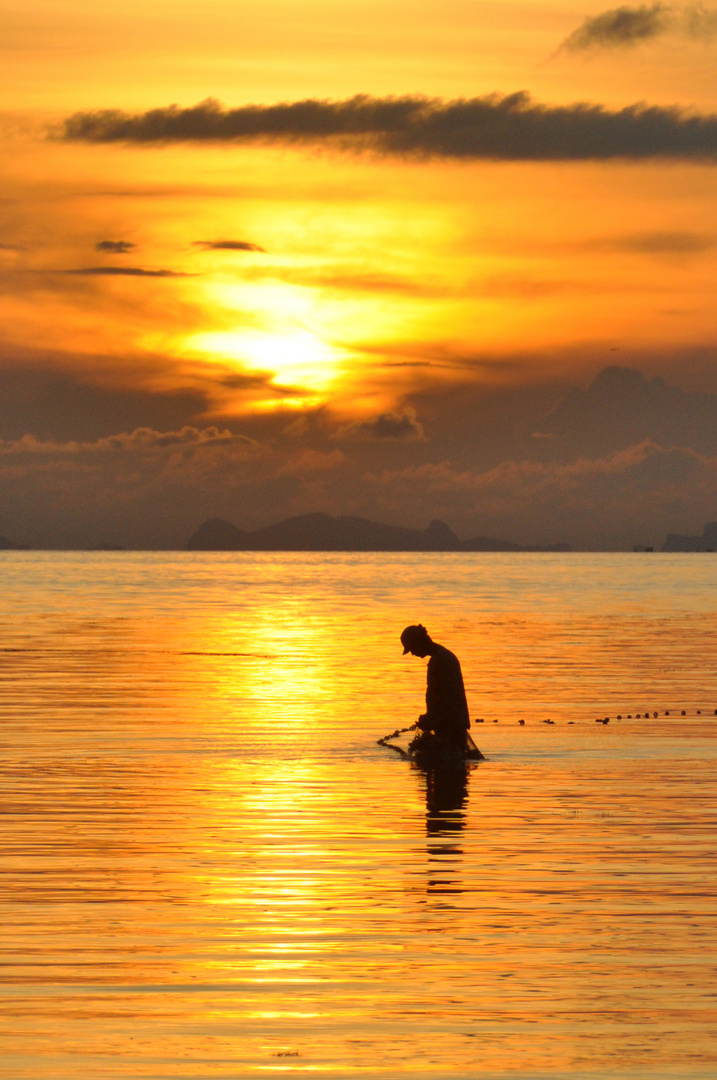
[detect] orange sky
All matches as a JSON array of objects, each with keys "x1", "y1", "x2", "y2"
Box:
[{"x1": 1, "y1": 1, "x2": 716, "y2": 548}]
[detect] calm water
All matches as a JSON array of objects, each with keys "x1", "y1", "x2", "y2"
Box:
[{"x1": 1, "y1": 552, "x2": 716, "y2": 1079}]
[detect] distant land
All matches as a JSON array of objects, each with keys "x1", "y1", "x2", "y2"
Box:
[
  {"x1": 2, "y1": 519, "x2": 714, "y2": 553},
  {"x1": 184, "y1": 514, "x2": 571, "y2": 552},
  {"x1": 661, "y1": 522, "x2": 717, "y2": 552},
  {"x1": 0, "y1": 535, "x2": 25, "y2": 550}
]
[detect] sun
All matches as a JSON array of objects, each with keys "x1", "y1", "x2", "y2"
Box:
[{"x1": 187, "y1": 328, "x2": 344, "y2": 397}]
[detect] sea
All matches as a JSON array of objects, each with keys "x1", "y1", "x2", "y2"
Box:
[{"x1": 1, "y1": 551, "x2": 716, "y2": 1080}]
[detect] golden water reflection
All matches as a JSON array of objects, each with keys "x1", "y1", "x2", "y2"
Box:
[{"x1": 1, "y1": 553, "x2": 716, "y2": 1077}]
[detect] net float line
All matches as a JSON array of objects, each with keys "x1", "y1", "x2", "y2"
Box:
[
  {"x1": 469, "y1": 706, "x2": 717, "y2": 726},
  {"x1": 379, "y1": 707, "x2": 715, "y2": 748}
]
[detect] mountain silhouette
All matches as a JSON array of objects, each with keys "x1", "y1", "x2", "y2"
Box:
[
  {"x1": 661, "y1": 522, "x2": 717, "y2": 552},
  {"x1": 185, "y1": 513, "x2": 569, "y2": 552}
]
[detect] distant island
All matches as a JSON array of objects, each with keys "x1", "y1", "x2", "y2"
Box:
[
  {"x1": 185, "y1": 513, "x2": 571, "y2": 552},
  {"x1": 661, "y1": 522, "x2": 717, "y2": 552},
  {"x1": 0, "y1": 535, "x2": 25, "y2": 550}
]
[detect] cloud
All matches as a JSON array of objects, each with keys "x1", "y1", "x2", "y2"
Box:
[
  {"x1": 334, "y1": 409, "x2": 426, "y2": 442},
  {"x1": 533, "y1": 365, "x2": 717, "y2": 458},
  {"x1": 60, "y1": 93, "x2": 717, "y2": 162},
  {"x1": 58, "y1": 266, "x2": 190, "y2": 278},
  {"x1": 193, "y1": 239, "x2": 265, "y2": 252},
  {"x1": 560, "y1": 3, "x2": 717, "y2": 51},
  {"x1": 479, "y1": 274, "x2": 588, "y2": 298},
  {"x1": 685, "y1": 2, "x2": 717, "y2": 37},
  {"x1": 583, "y1": 229, "x2": 716, "y2": 254},
  {"x1": 236, "y1": 263, "x2": 434, "y2": 297},
  {"x1": 0, "y1": 345, "x2": 307, "y2": 446},
  {"x1": 0, "y1": 356, "x2": 213, "y2": 441},
  {"x1": 561, "y1": 4, "x2": 671, "y2": 49},
  {"x1": 95, "y1": 240, "x2": 135, "y2": 254},
  {"x1": 364, "y1": 440, "x2": 717, "y2": 548},
  {"x1": 401, "y1": 441, "x2": 710, "y2": 501},
  {"x1": 2, "y1": 358, "x2": 717, "y2": 549},
  {"x1": 276, "y1": 449, "x2": 345, "y2": 475},
  {"x1": 0, "y1": 423, "x2": 266, "y2": 548},
  {"x1": 0, "y1": 425, "x2": 248, "y2": 456}
]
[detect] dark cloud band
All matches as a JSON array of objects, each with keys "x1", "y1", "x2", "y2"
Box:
[
  {"x1": 60, "y1": 92, "x2": 717, "y2": 162},
  {"x1": 561, "y1": 4, "x2": 670, "y2": 50},
  {"x1": 560, "y1": 3, "x2": 717, "y2": 50},
  {"x1": 193, "y1": 240, "x2": 265, "y2": 252},
  {"x1": 59, "y1": 266, "x2": 189, "y2": 277},
  {"x1": 96, "y1": 240, "x2": 135, "y2": 253}
]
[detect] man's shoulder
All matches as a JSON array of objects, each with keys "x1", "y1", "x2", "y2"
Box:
[{"x1": 429, "y1": 643, "x2": 460, "y2": 666}]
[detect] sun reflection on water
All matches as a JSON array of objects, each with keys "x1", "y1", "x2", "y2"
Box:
[{"x1": 2, "y1": 553, "x2": 717, "y2": 1077}]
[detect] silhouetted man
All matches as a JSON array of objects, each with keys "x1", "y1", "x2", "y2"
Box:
[{"x1": 401, "y1": 624, "x2": 471, "y2": 751}]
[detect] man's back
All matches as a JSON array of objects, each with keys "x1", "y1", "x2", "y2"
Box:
[{"x1": 425, "y1": 643, "x2": 470, "y2": 738}]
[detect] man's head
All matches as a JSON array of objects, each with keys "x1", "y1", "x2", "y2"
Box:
[{"x1": 401, "y1": 624, "x2": 431, "y2": 657}]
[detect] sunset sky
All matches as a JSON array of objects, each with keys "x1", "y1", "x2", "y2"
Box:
[{"x1": 2, "y1": 0, "x2": 717, "y2": 549}]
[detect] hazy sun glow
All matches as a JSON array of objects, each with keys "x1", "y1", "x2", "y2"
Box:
[
  {"x1": 187, "y1": 328, "x2": 345, "y2": 398},
  {"x1": 3, "y1": 0, "x2": 717, "y2": 552}
]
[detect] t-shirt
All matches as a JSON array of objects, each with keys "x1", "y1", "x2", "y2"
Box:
[{"x1": 425, "y1": 644, "x2": 470, "y2": 737}]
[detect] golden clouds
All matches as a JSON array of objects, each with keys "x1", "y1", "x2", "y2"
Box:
[
  {"x1": 2, "y1": 140, "x2": 716, "y2": 416},
  {"x1": 2, "y1": 0, "x2": 717, "y2": 547}
]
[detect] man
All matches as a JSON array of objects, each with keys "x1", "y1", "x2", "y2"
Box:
[{"x1": 400, "y1": 624, "x2": 473, "y2": 752}]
